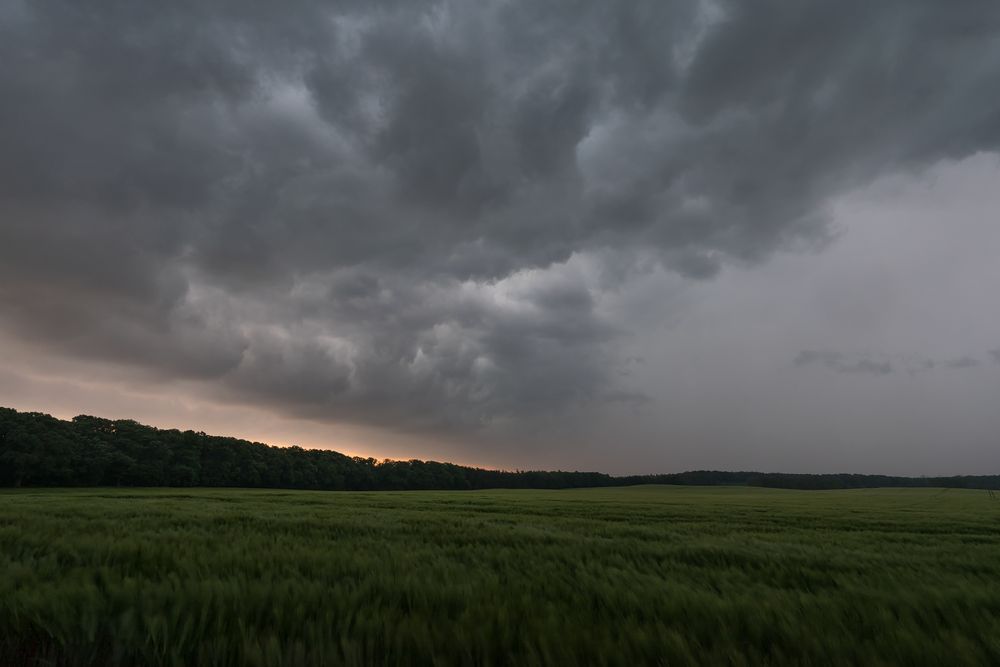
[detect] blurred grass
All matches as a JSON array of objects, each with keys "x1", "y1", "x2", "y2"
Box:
[{"x1": 2, "y1": 486, "x2": 999, "y2": 666}]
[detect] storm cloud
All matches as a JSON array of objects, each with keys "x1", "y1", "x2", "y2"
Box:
[
  {"x1": 2, "y1": 0, "x2": 1000, "y2": 442},
  {"x1": 794, "y1": 351, "x2": 894, "y2": 376},
  {"x1": 794, "y1": 351, "x2": 996, "y2": 376}
]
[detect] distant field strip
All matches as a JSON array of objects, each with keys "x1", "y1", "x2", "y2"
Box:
[{"x1": 2, "y1": 486, "x2": 999, "y2": 666}]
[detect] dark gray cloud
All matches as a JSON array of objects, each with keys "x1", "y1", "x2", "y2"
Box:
[
  {"x1": 793, "y1": 350, "x2": 845, "y2": 369},
  {"x1": 794, "y1": 350, "x2": 997, "y2": 377},
  {"x1": 2, "y1": 0, "x2": 1000, "y2": 436},
  {"x1": 794, "y1": 350, "x2": 893, "y2": 376},
  {"x1": 944, "y1": 357, "x2": 981, "y2": 370},
  {"x1": 841, "y1": 360, "x2": 893, "y2": 376}
]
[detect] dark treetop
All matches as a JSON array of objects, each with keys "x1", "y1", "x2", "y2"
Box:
[{"x1": 1, "y1": 407, "x2": 997, "y2": 491}]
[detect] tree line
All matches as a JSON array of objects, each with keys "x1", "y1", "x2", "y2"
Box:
[{"x1": 2, "y1": 407, "x2": 998, "y2": 491}]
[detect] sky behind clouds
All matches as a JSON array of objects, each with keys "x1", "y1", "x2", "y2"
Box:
[{"x1": 1, "y1": 0, "x2": 999, "y2": 474}]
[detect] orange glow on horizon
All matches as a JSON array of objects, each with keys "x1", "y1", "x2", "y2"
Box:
[
  {"x1": 0, "y1": 359, "x2": 511, "y2": 471},
  {"x1": 0, "y1": 387, "x2": 497, "y2": 470}
]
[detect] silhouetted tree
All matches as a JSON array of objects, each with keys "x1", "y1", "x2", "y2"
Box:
[{"x1": 2, "y1": 407, "x2": 998, "y2": 491}]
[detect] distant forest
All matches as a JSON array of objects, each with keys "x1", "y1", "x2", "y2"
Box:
[{"x1": 1, "y1": 407, "x2": 998, "y2": 491}]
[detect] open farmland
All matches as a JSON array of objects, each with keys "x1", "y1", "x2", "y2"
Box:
[{"x1": 2, "y1": 486, "x2": 999, "y2": 666}]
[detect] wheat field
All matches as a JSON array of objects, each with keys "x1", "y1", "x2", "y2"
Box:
[{"x1": 2, "y1": 486, "x2": 999, "y2": 665}]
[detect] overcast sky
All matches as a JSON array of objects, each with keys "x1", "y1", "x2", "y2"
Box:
[{"x1": 2, "y1": 0, "x2": 999, "y2": 475}]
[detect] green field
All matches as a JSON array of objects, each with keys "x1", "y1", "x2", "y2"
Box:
[{"x1": 2, "y1": 486, "x2": 999, "y2": 666}]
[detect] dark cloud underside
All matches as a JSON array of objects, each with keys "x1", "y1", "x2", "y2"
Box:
[{"x1": 2, "y1": 0, "x2": 1000, "y2": 434}]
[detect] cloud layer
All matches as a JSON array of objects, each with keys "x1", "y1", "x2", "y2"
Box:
[{"x1": 2, "y1": 0, "x2": 1000, "y2": 437}]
